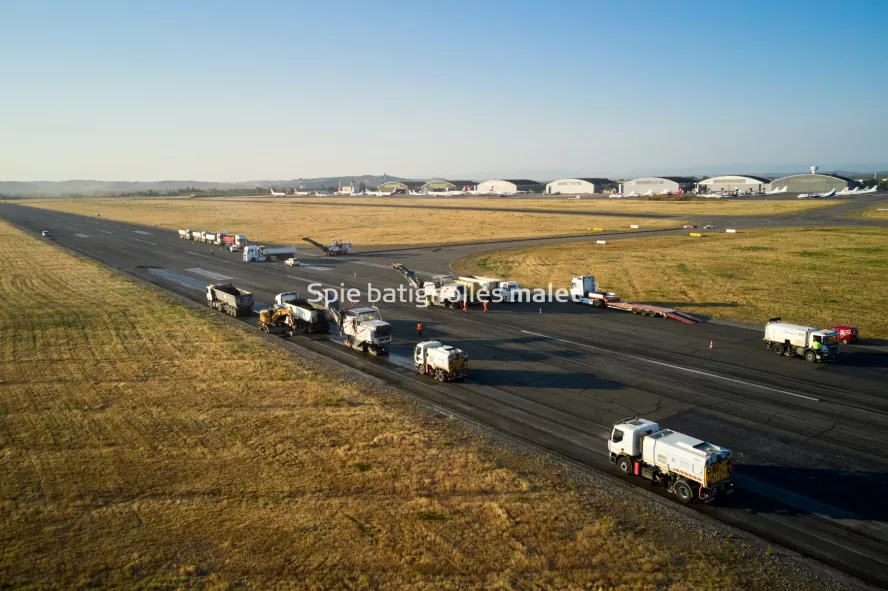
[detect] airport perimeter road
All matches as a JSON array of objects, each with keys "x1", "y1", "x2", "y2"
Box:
[{"x1": 5, "y1": 204, "x2": 888, "y2": 587}]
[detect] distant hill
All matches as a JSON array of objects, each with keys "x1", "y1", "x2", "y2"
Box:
[{"x1": 0, "y1": 175, "x2": 411, "y2": 198}]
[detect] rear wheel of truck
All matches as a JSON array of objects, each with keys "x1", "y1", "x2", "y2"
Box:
[
  {"x1": 674, "y1": 480, "x2": 694, "y2": 503},
  {"x1": 616, "y1": 456, "x2": 633, "y2": 475},
  {"x1": 804, "y1": 350, "x2": 816, "y2": 363},
  {"x1": 773, "y1": 343, "x2": 785, "y2": 355},
  {"x1": 435, "y1": 369, "x2": 445, "y2": 381}
]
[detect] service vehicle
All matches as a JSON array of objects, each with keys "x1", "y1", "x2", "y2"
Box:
[
  {"x1": 284, "y1": 257, "x2": 300, "y2": 267},
  {"x1": 391, "y1": 264, "x2": 466, "y2": 308},
  {"x1": 325, "y1": 293, "x2": 391, "y2": 355},
  {"x1": 303, "y1": 237, "x2": 351, "y2": 256},
  {"x1": 608, "y1": 417, "x2": 734, "y2": 503},
  {"x1": 178, "y1": 229, "x2": 194, "y2": 240},
  {"x1": 569, "y1": 275, "x2": 621, "y2": 308},
  {"x1": 258, "y1": 307, "x2": 296, "y2": 335},
  {"x1": 274, "y1": 292, "x2": 330, "y2": 333},
  {"x1": 242, "y1": 244, "x2": 298, "y2": 262},
  {"x1": 228, "y1": 244, "x2": 240, "y2": 253},
  {"x1": 830, "y1": 325, "x2": 859, "y2": 344},
  {"x1": 764, "y1": 318, "x2": 839, "y2": 362},
  {"x1": 206, "y1": 283, "x2": 254, "y2": 317},
  {"x1": 414, "y1": 341, "x2": 469, "y2": 381},
  {"x1": 457, "y1": 276, "x2": 522, "y2": 303},
  {"x1": 41, "y1": 230, "x2": 52, "y2": 237}
]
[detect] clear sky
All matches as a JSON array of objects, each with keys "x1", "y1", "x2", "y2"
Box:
[{"x1": 2, "y1": 0, "x2": 886, "y2": 182}]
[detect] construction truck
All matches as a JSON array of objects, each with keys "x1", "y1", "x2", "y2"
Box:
[
  {"x1": 258, "y1": 307, "x2": 296, "y2": 335},
  {"x1": 303, "y1": 237, "x2": 351, "y2": 256},
  {"x1": 764, "y1": 318, "x2": 839, "y2": 362},
  {"x1": 457, "y1": 275, "x2": 522, "y2": 303},
  {"x1": 325, "y1": 293, "x2": 391, "y2": 355},
  {"x1": 274, "y1": 292, "x2": 330, "y2": 333},
  {"x1": 414, "y1": 341, "x2": 469, "y2": 381},
  {"x1": 570, "y1": 276, "x2": 621, "y2": 308},
  {"x1": 391, "y1": 264, "x2": 466, "y2": 309},
  {"x1": 206, "y1": 283, "x2": 254, "y2": 317},
  {"x1": 242, "y1": 244, "x2": 298, "y2": 262},
  {"x1": 178, "y1": 229, "x2": 194, "y2": 240},
  {"x1": 608, "y1": 417, "x2": 734, "y2": 503}
]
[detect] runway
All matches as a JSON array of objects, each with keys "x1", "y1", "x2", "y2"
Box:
[{"x1": 3, "y1": 202, "x2": 888, "y2": 587}]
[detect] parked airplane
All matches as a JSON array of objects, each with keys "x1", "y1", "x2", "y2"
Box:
[
  {"x1": 269, "y1": 189, "x2": 286, "y2": 197},
  {"x1": 821, "y1": 189, "x2": 837, "y2": 197},
  {"x1": 642, "y1": 189, "x2": 653, "y2": 196},
  {"x1": 860, "y1": 185, "x2": 878, "y2": 194}
]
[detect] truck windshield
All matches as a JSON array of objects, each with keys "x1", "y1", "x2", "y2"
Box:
[
  {"x1": 611, "y1": 430, "x2": 623, "y2": 443},
  {"x1": 823, "y1": 336, "x2": 838, "y2": 345}
]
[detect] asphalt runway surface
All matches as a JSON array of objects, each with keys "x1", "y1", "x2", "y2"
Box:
[{"x1": 3, "y1": 199, "x2": 888, "y2": 587}]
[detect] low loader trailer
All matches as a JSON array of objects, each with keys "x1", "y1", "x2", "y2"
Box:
[
  {"x1": 570, "y1": 275, "x2": 700, "y2": 324},
  {"x1": 608, "y1": 417, "x2": 734, "y2": 503}
]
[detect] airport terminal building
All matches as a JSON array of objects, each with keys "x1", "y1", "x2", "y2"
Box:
[
  {"x1": 622, "y1": 176, "x2": 696, "y2": 194},
  {"x1": 767, "y1": 173, "x2": 857, "y2": 193},
  {"x1": 545, "y1": 178, "x2": 615, "y2": 195},
  {"x1": 476, "y1": 179, "x2": 545, "y2": 194},
  {"x1": 698, "y1": 175, "x2": 770, "y2": 193}
]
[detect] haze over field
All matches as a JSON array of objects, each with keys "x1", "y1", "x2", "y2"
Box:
[{"x1": 1, "y1": 1, "x2": 886, "y2": 182}]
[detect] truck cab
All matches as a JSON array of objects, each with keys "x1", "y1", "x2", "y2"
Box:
[
  {"x1": 570, "y1": 276, "x2": 621, "y2": 307},
  {"x1": 608, "y1": 418, "x2": 660, "y2": 459}
]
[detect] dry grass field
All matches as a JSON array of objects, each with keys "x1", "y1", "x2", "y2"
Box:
[
  {"x1": 23, "y1": 196, "x2": 836, "y2": 248},
  {"x1": 454, "y1": 227, "x2": 888, "y2": 339},
  {"x1": 0, "y1": 220, "x2": 816, "y2": 589}
]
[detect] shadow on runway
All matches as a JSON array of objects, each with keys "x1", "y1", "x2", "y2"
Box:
[{"x1": 731, "y1": 464, "x2": 888, "y2": 522}]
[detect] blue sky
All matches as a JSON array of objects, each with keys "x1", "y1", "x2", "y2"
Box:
[{"x1": 1, "y1": 0, "x2": 886, "y2": 181}]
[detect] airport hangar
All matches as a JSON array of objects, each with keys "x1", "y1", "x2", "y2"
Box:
[
  {"x1": 476, "y1": 179, "x2": 546, "y2": 194},
  {"x1": 767, "y1": 173, "x2": 857, "y2": 193},
  {"x1": 697, "y1": 175, "x2": 770, "y2": 193},
  {"x1": 621, "y1": 176, "x2": 696, "y2": 194},
  {"x1": 545, "y1": 178, "x2": 616, "y2": 195},
  {"x1": 376, "y1": 181, "x2": 425, "y2": 193},
  {"x1": 422, "y1": 180, "x2": 477, "y2": 192}
]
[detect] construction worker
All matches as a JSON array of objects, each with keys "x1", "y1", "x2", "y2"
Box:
[
  {"x1": 812, "y1": 335, "x2": 823, "y2": 354},
  {"x1": 462, "y1": 299, "x2": 468, "y2": 312},
  {"x1": 416, "y1": 322, "x2": 423, "y2": 338},
  {"x1": 482, "y1": 300, "x2": 489, "y2": 313},
  {"x1": 210, "y1": 248, "x2": 214, "y2": 255}
]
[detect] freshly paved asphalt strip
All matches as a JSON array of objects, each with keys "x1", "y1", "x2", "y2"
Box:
[{"x1": 3, "y1": 201, "x2": 888, "y2": 587}]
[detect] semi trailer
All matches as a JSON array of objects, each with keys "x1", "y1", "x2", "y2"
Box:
[
  {"x1": 274, "y1": 292, "x2": 330, "y2": 333},
  {"x1": 243, "y1": 244, "x2": 298, "y2": 262}
]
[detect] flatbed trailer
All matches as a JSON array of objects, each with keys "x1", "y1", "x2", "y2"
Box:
[{"x1": 605, "y1": 301, "x2": 701, "y2": 324}]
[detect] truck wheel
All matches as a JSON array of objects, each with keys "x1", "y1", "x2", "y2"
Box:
[
  {"x1": 435, "y1": 369, "x2": 445, "y2": 381},
  {"x1": 616, "y1": 456, "x2": 633, "y2": 475},
  {"x1": 841, "y1": 338, "x2": 850, "y2": 345},
  {"x1": 593, "y1": 299, "x2": 602, "y2": 308},
  {"x1": 674, "y1": 480, "x2": 694, "y2": 503},
  {"x1": 804, "y1": 350, "x2": 816, "y2": 363},
  {"x1": 773, "y1": 343, "x2": 785, "y2": 356}
]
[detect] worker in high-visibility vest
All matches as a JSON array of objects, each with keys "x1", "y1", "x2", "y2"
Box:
[
  {"x1": 812, "y1": 336, "x2": 823, "y2": 353},
  {"x1": 482, "y1": 300, "x2": 489, "y2": 313},
  {"x1": 416, "y1": 322, "x2": 423, "y2": 338}
]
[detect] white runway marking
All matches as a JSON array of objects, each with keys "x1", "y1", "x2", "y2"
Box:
[
  {"x1": 133, "y1": 230, "x2": 154, "y2": 235},
  {"x1": 74, "y1": 233, "x2": 90, "y2": 238},
  {"x1": 130, "y1": 237, "x2": 157, "y2": 245},
  {"x1": 520, "y1": 330, "x2": 820, "y2": 402},
  {"x1": 304, "y1": 266, "x2": 332, "y2": 271},
  {"x1": 96, "y1": 230, "x2": 112, "y2": 234},
  {"x1": 186, "y1": 268, "x2": 231, "y2": 281}
]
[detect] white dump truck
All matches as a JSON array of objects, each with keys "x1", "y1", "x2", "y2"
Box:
[
  {"x1": 422, "y1": 276, "x2": 466, "y2": 308},
  {"x1": 242, "y1": 244, "x2": 298, "y2": 262},
  {"x1": 274, "y1": 292, "x2": 330, "y2": 333},
  {"x1": 569, "y1": 276, "x2": 621, "y2": 308},
  {"x1": 414, "y1": 341, "x2": 468, "y2": 381},
  {"x1": 456, "y1": 276, "x2": 522, "y2": 303},
  {"x1": 608, "y1": 417, "x2": 734, "y2": 503},
  {"x1": 178, "y1": 228, "x2": 194, "y2": 240},
  {"x1": 764, "y1": 318, "x2": 839, "y2": 362}
]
